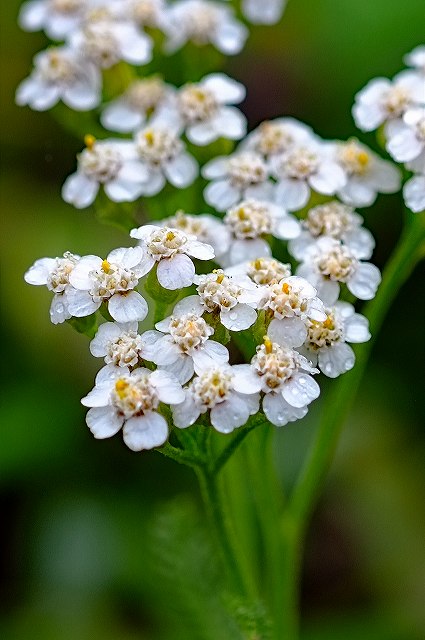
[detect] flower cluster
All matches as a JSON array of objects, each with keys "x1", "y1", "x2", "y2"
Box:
[
  {"x1": 20, "y1": 8, "x2": 423, "y2": 453},
  {"x1": 353, "y1": 45, "x2": 425, "y2": 213}
]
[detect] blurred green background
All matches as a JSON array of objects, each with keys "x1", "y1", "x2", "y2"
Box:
[{"x1": 1, "y1": 1, "x2": 425, "y2": 638}]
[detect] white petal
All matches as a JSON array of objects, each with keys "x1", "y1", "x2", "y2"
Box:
[
  {"x1": 107, "y1": 246, "x2": 143, "y2": 269},
  {"x1": 274, "y1": 178, "x2": 310, "y2": 211},
  {"x1": 172, "y1": 393, "x2": 201, "y2": 428},
  {"x1": 202, "y1": 73, "x2": 246, "y2": 104},
  {"x1": 105, "y1": 177, "x2": 144, "y2": 202},
  {"x1": 348, "y1": 263, "x2": 381, "y2": 300},
  {"x1": 90, "y1": 322, "x2": 125, "y2": 357},
  {"x1": 160, "y1": 354, "x2": 194, "y2": 384},
  {"x1": 19, "y1": 1, "x2": 47, "y2": 31},
  {"x1": 123, "y1": 412, "x2": 168, "y2": 451},
  {"x1": 68, "y1": 255, "x2": 101, "y2": 289},
  {"x1": 214, "y1": 20, "x2": 248, "y2": 55},
  {"x1": 316, "y1": 279, "x2": 340, "y2": 306},
  {"x1": 101, "y1": 102, "x2": 143, "y2": 133},
  {"x1": 263, "y1": 392, "x2": 307, "y2": 427},
  {"x1": 164, "y1": 153, "x2": 198, "y2": 188},
  {"x1": 203, "y1": 340, "x2": 229, "y2": 363},
  {"x1": 268, "y1": 317, "x2": 307, "y2": 348},
  {"x1": 309, "y1": 162, "x2": 346, "y2": 195},
  {"x1": 344, "y1": 314, "x2": 371, "y2": 343},
  {"x1": 185, "y1": 240, "x2": 215, "y2": 260},
  {"x1": 24, "y1": 257, "x2": 56, "y2": 285},
  {"x1": 403, "y1": 175, "x2": 425, "y2": 213},
  {"x1": 81, "y1": 382, "x2": 113, "y2": 408},
  {"x1": 64, "y1": 80, "x2": 100, "y2": 111},
  {"x1": 282, "y1": 373, "x2": 320, "y2": 408},
  {"x1": 202, "y1": 156, "x2": 228, "y2": 179},
  {"x1": 231, "y1": 364, "x2": 262, "y2": 393},
  {"x1": 66, "y1": 288, "x2": 100, "y2": 317},
  {"x1": 212, "y1": 107, "x2": 247, "y2": 139},
  {"x1": 173, "y1": 295, "x2": 205, "y2": 316},
  {"x1": 204, "y1": 179, "x2": 240, "y2": 211},
  {"x1": 228, "y1": 239, "x2": 271, "y2": 265},
  {"x1": 108, "y1": 291, "x2": 149, "y2": 323},
  {"x1": 144, "y1": 334, "x2": 180, "y2": 364},
  {"x1": 210, "y1": 394, "x2": 250, "y2": 433},
  {"x1": 62, "y1": 172, "x2": 99, "y2": 209},
  {"x1": 187, "y1": 121, "x2": 218, "y2": 146},
  {"x1": 86, "y1": 406, "x2": 123, "y2": 439},
  {"x1": 220, "y1": 303, "x2": 257, "y2": 331},
  {"x1": 118, "y1": 27, "x2": 153, "y2": 65},
  {"x1": 156, "y1": 254, "x2": 195, "y2": 290},
  {"x1": 50, "y1": 294, "x2": 71, "y2": 324},
  {"x1": 150, "y1": 370, "x2": 185, "y2": 403},
  {"x1": 318, "y1": 343, "x2": 355, "y2": 378}
]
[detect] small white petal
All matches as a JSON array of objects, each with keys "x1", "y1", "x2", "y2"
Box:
[
  {"x1": 123, "y1": 412, "x2": 168, "y2": 451},
  {"x1": 268, "y1": 317, "x2": 307, "y2": 348},
  {"x1": 86, "y1": 406, "x2": 123, "y2": 439},
  {"x1": 62, "y1": 173, "x2": 99, "y2": 209},
  {"x1": 50, "y1": 294, "x2": 71, "y2": 324},
  {"x1": 164, "y1": 153, "x2": 198, "y2": 188},
  {"x1": 348, "y1": 263, "x2": 381, "y2": 300},
  {"x1": 231, "y1": 364, "x2": 262, "y2": 393},
  {"x1": 204, "y1": 179, "x2": 240, "y2": 211},
  {"x1": 24, "y1": 257, "x2": 56, "y2": 285},
  {"x1": 202, "y1": 73, "x2": 246, "y2": 104},
  {"x1": 344, "y1": 314, "x2": 371, "y2": 343},
  {"x1": 156, "y1": 254, "x2": 195, "y2": 290},
  {"x1": 108, "y1": 291, "x2": 148, "y2": 323},
  {"x1": 220, "y1": 303, "x2": 257, "y2": 331},
  {"x1": 274, "y1": 178, "x2": 310, "y2": 211},
  {"x1": 172, "y1": 394, "x2": 201, "y2": 428},
  {"x1": 282, "y1": 373, "x2": 320, "y2": 408},
  {"x1": 210, "y1": 394, "x2": 250, "y2": 433},
  {"x1": 263, "y1": 392, "x2": 307, "y2": 427},
  {"x1": 150, "y1": 369, "x2": 185, "y2": 404},
  {"x1": 318, "y1": 343, "x2": 355, "y2": 378},
  {"x1": 67, "y1": 288, "x2": 100, "y2": 317}
]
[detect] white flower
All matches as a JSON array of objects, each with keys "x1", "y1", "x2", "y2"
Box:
[
  {"x1": 219, "y1": 199, "x2": 300, "y2": 266},
  {"x1": 299, "y1": 302, "x2": 371, "y2": 378},
  {"x1": 24, "y1": 251, "x2": 80, "y2": 324},
  {"x1": 118, "y1": 0, "x2": 169, "y2": 31},
  {"x1": 159, "y1": 210, "x2": 231, "y2": 261},
  {"x1": 82, "y1": 364, "x2": 184, "y2": 451},
  {"x1": 241, "y1": 0, "x2": 286, "y2": 25},
  {"x1": 403, "y1": 173, "x2": 425, "y2": 213},
  {"x1": 241, "y1": 117, "x2": 315, "y2": 159},
  {"x1": 132, "y1": 125, "x2": 198, "y2": 195},
  {"x1": 130, "y1": 224, "x2": 214, "y2": 290},
  {"x1": 70, "y1": 13, "x2": 153, "y2": 69},
  {"x1": 404, "y1": 45, "x2": 425, "y2": 74},
  {"x1": 67, "y1": 246, "x2": 149, "y2": 322},
  {"x1": 164, "y1": 0, "x2": 248, "y2": 56},
  {"x1": 16, "y1": 46, "x2": 101, "y2": 112},
  {"x1": 101, "y1": 77, "x2": 175, "y2": 134},
  {"x1": 90, "y1": 321, "x2": 155, "y2": 367},
  {"x1": 171, "y1": 73, "x2": 247, "y2": 146},
  {"x1": 232, "y1": 337, "x2": 319, "y2": 426},
  {"x1": 271, "y1": 142, "x2": 347, "y2": 211},
  {"x1": 386, "y1": 107, "x2": 425, "y2": 163},
  {"x1": 297, "y1": 237, "x2": 381, "y2": 304},
  {"x1": 352, "y1": 70, "x2": 425, "y2": 132},
  {"x1": 332, "y1": 139, "x2": 401, "y2": 207},
  {"x1": 260, "y1": 276, "x2": 326, "y2": 348},
  {"x1": 142, "y1": 309, "x2": 229, "y2": 383},
  {"x1": 171, "y1": 270, "x2": 261, "y2": 331},
  {"x1": 172, "y1": 362, "x2": 259, "y2": 433},
  {"x1": 203, "y1": 151, "x2": 272, "y2": 211},
  {"x1": 62, "y1": 135, "x2": 148, "y2": 209},
  {"x1": 18, "y1": 0, "x2": 88, "y2": 39},
  {"x1": 226, "y1": 256, "x2": 292, "y2": 286},
  {"x1": 288, "y1": 200, "x2": 375, "y2": 261}
]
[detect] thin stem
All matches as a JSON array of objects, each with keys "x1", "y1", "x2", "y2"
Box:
[
  {"x1": 278, "y1": 212, "x2": 425, "y2": 640},
  {"x1": 196, "y1": 464, "x2": 256, "y2": 599},
  {"x1": 156, "y1": 441, "x2": 201, "y2": 468},
  {"x1": 214, "y1": 413, "x2": 266, "y2": 474}
]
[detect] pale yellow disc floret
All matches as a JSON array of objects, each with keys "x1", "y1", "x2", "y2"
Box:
[{"x1": 112, "y1": 375, "x2": 159, "y2": 417}]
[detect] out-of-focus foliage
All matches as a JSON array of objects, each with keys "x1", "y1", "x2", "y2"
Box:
[{"x1": 1, "y1": 1, "x2": 424, "y2": 638}]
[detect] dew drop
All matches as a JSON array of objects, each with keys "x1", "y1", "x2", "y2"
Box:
[{"x1": 229, "y1": 312, "x2": 237, "y2": 321}]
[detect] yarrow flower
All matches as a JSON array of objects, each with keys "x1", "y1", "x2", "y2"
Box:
[
  {"x1": 288, "y1": 201, "x2": 375, "y2": 262},
  {"x1": 16, "y1": 46, "x2": 101, "y2": 111},
  {"x1": 172, "y1": 362, "x2": 259, "y2": 432},
  {"x1": 226, "y1": 257, "x2": 292, "y2": 286},
  {"x1": 331, "y1": 139, "x2": 401, "y2": 207},
  {"x1": 142, "y1": 306, "x2": 229, "y2": 383},
  {"x1": 101, "y1": 77, "x2": 175, "y2": 133},
  {"x1": 62, "y1": 135, "x2": 148, "y2": 208},
  {"x1": 242, "y1": 117, "x2": 315, "y2": 159},
  {"x1": 24, "y1": 251, "x2": 80, "y2": 324},
  {"x1": 67, "y1": 246, "x2": 149, "y2": 322},
  {"x1": 299, "y1": 302, "x2": 371, "y2": 378},
  {"x1": 130, "y1": 224, "x2": 214, "y2": 289},
  {"x1": 296, "y1": 236, "x2": 381, "y2": 305},
  {"x1": 164, "y1": 0, "x2": 248, "y2": 56},
  {"x1": 82, "y1": 365, "x2": 184, "y2": 450},
  {"x1": 132, "y1": 125, "x2": 198, "y2": 195},
  {"x1": 232, "y1": 336, "x2": 320, "y2": 426},
  {"x1": 168, "y1": 73, "x2": 247, "y2": 146},
  {"x1": 89, "y1": 321, "x2": 152, "y2": 368},
  {"x1": 159, "y1": 210, "x2": 231, "y2": 262},
  {"x1": 386, "y1": 107, "x2": 425, "y2": 163},
  {"x1": 241, "y1": 0, "x2": 287, "y2": 25},
  {"x1": 219, "y1": 199, "x2": 300, "y2": 266},
  {"x1": 203, "y1": 151, "x2": 272, "y2": 211},
  {"x1": 18, "y1": 0, "x2": 88, "y2": 40},
  {"x1": 176, "y1": 270, "x2": 262, "y2": 331}
]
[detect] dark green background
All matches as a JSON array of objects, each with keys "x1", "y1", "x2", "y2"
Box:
[{"x1": 1, "y1": 1, "x2": 424, "y2": 638}]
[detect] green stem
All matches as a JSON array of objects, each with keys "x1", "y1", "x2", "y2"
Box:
[
  {"x1": 214, "y1": 413, "x2": 266, "y2": 474},
  {"x1": 196, "y1": 464, "x2": 256, "y2": 599},
  {"x1": 156, "y1": 441, "x2": 201, "y2": 468},
  {"x1": 278, "y1": 212, "x2": 425, "y2": 640}
]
